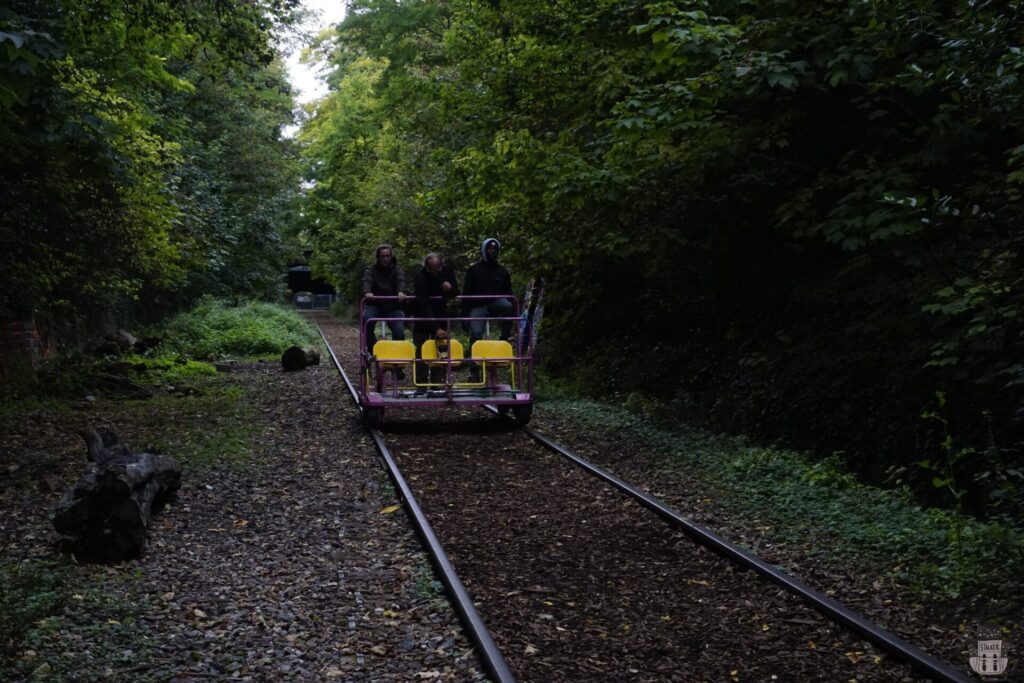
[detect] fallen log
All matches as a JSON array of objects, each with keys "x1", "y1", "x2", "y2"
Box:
[
  {"x1": 281, "y1": 345, "x2": 320, "y2": 371},
  {"x1": 52, "y1": 427, "x2": 181, "y2": 562}
]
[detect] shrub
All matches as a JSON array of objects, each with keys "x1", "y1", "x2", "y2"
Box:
[{"x1": 161, "y1": 298, "x2": 318, "y2": 359}]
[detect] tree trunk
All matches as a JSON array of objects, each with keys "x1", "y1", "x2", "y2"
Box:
[{"x1": 52, "y1": 427, "x2": 181, "y2": 562}]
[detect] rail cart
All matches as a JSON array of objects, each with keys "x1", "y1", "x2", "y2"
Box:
[{"x1": 358, "y1": 293, "x2": 539, "y2": 426}]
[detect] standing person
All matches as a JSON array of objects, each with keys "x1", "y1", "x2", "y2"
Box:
[
  {"x1": 362, "y1": 244, "x2": 407, "y2": 353},
  {"x1": 413, "y1": 253, "x2": 459, "y2": 382},
  {"x1": 462, "y1": 238, "x2": 514, "y2": 379}
]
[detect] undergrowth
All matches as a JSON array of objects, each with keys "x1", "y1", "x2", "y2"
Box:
[
  {"x1": 0, "y1": 300, "x2": 284, "y2": 677},
  {"x1": 127, "y1": 357, "x2": 218, "y2": 386},
  {"x1": 161, "y1": 298, "x2": 318, "y2": 360},
  {"x1": 0, "y1": 396, "x2": 71, "y2": 417},
  {"x1": 1, "y1": 299, "x2": 317, "y2": 410},
  {"x1": 0, "y1": 560, "x2": 74, "y2": 661},
  {"x1": 414, "y1": 563, "x2": 448, "y2": 614},
  {"x1": 0, "y1": 355, "x2": 219, "y2": 412},
  {"x1": 538, "y1": 386, "x2": 1024, "y2": 602},
  {"x1": 122, "y1": 384, "x2": 260, "y2": 471},
  {"x1": 0, "y1": 560, "x2": 154, "y2": 681}
]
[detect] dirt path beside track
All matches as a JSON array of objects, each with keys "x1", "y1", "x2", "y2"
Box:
[{"x1": 0, "y1": 319, "x2": 484, "y2": 682}]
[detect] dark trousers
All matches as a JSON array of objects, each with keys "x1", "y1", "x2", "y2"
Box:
[
  {"x1": 467, "y1": 299, "x2": 514, "y2": 347},
  {"x1": 363, "y1": 305, "x2": 405, "y2": 351},
  {"x1": 413, "y1": 322, "x2": 443, "y2": 383}
]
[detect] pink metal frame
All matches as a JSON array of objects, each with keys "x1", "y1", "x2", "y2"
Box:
[{"x1": 358, "y1": 295, "x2": 534, "y2": 410}]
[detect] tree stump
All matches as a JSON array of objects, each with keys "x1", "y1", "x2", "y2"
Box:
[
  {"x1": 281, "y1": 345, "x2": 320, "y2": 371},
  {"x1": 52, "y1": 427, "x2": 181, "y2": 562}
]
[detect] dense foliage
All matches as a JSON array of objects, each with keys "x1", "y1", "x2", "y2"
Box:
[
  {"x1": 299, "y1": 0, "x2": 1023, "y2": 518},
  {"x1": 161, "y1": 298, "x2": 319, "y2": 359},
  {"x1": 0, "y1": 0, "x2": 304, "y2": 334}
]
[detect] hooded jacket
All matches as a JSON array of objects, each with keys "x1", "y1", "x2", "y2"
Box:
[
  {"x1": 361, "y1": 244, "x2": 405, "y2": 312},
  {"x1": 461, "y1": 238, "x2": 512, "y2": 312}
]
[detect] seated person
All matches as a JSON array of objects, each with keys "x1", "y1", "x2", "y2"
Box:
[
  {"x1": 462, "y1": 238, "x2": 514, "y2": 380},
  {"x1": 413, "y1": 253, "x2": 459, "y2": 383},
  {"x1": 361, "y1": 244, "x2": 407, "y2": 353}
]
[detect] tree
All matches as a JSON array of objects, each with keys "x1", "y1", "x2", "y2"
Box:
[
  {"x1": 0, "y1": 0, "x2": 304, "y2": 333},
  {"x1": 298, "y1": 0, "x2": 1024, "y2": 517}
]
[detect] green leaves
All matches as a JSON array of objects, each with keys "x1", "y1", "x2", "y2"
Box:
[
  {"x1": 0, "y1": 16, "x2": 62, "y2": 108},
  {"x1": 1, "y1": 0, "x2": 302, "y2": 321},
  {"x1": 295, "y1": 0, "x2": 1023, "y2": 526},
  {"x1": 921, "y1": 249, "x2": 1022, "y2": 387}
]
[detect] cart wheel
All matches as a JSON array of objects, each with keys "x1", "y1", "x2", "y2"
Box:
[
  {"x1": 512, "y1": 404, "x2": 533, "y2": 425},
  {"x1": 364, "y1": 407, "x2": 383, "y2": 428}
]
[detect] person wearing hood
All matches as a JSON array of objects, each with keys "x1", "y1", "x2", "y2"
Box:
[
  {"x1": 361, "y1": 244, "x2": 407, "y2": 352},
  {"x1": 413, "y1": 252, "x2": 459, "y2": 382},
  {"x1": 462, "y1": 238, "x2": 514, "y2": 371}
]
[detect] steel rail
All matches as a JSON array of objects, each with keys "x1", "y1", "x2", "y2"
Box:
[
  {"x1": 510, "y1": 419, "x2": 971, "y2": 683},
  {"x1": 316, "y1": 315, "x2": 965, "y2": 682},
  {"x1": 314, "y1": 319, "x2": 516, "y2": 683}
]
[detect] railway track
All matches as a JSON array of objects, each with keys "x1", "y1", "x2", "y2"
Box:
[{"x1": 313, "y1": 313, "x2": 971, "y2": 683}]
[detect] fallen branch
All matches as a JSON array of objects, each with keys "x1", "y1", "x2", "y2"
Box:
[{"x1": 52, "y1": 427, "x2": 181, "y2": 563}]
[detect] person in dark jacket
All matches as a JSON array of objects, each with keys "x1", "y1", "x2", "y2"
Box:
[
  {"x1": 361, "y1": 244, "x2": 407, "y2": 352},
  {"x1": 462, "y1": 237, "x2": 514, "y2": 344},
  {"x1": 462, "y1": 237, "x2": 514, "y2": 382},
  {"x1": 413, "y1": 253, "x2": 459, "y2": 383}
]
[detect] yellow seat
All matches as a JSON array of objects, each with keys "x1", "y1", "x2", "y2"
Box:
[
  {"x1": 421, "y1": 338, "x2": 464, "y2": 364},
  {"x1": 372, "y1": 340, "x2": 416, "y2": 363},
  {"x1": 470, "y1": 339, "x2": 514, "y2": 363},
  {"x1": 469, "y1": 339, "x2": 517, "y2": 388},
  {"x1": 372, "y1": 340, "x2": 414, "y2": 393}
]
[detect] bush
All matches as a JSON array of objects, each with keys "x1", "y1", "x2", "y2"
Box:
[{"x1": 161, "y1": 298, "x2": 318, "y2": 359}]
